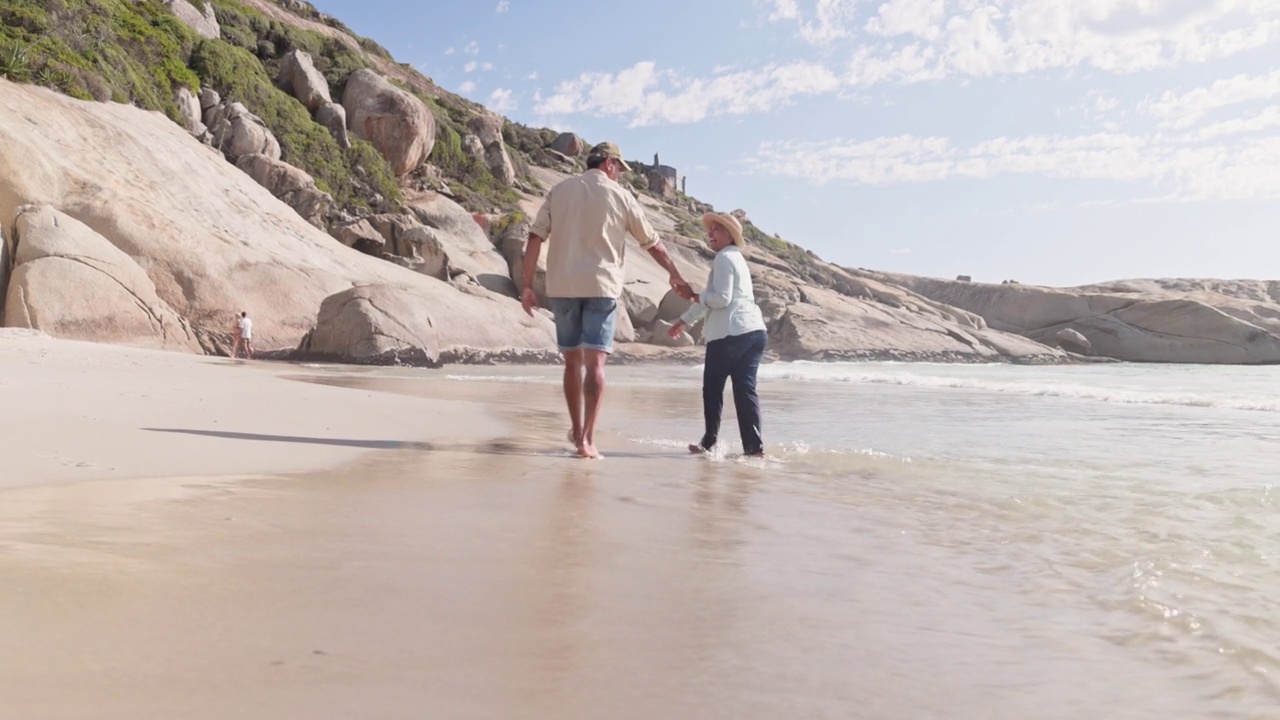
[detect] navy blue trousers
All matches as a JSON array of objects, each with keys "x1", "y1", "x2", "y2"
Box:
[{"x1": 700, "y1": 330, "x2": 767, "y2": 455}]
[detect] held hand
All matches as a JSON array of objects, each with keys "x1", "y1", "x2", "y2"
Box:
[
  {"x1": 669, "y1": 273, "x2": 691, "y2": 298},
  {"x1": 520, "y1": 287, "x2": 539, "y2": 316},
  {"x1": 668, "y1": 321, "x2": 685, "y2": 340},
  {"x1": 671, "y1": 279, "x2": 696, "y2": 301}
]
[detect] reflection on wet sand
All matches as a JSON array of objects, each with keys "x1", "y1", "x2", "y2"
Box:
[{"x1": 2, "y1": 365, "x2": 1235, "y2": 720}]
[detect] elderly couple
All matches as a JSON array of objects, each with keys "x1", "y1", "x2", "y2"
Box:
[{"x1": 521, "y1": 142, "x2": 767, "y2": 459}]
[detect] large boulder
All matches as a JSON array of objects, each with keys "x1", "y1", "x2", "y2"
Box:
[
  {"x1": 4, "y1": 205, "x2": 200, "y2": 352},
  {"x1": 163, "y1": 0, "x2": 219, "y2": 40},
  {"x1": 296, "y1": 283, "x2": 556, "y2": 366},
  {"x1": 174, "y1": 86, "x2": 206, "y2": 138},
  {"x1": 315, "y1": 101, "x2": 350, "y2": 149},
  {"x1": 329, "y1": 218, "x2": 384, "y2": 255},
  {"x1": 235, "y1": 154, "x2": 333, "y2": 228},
  {"x1": 276, "y1": 50, "x2": 331, "y2": 113},
  {"x1": 208, "y1": 102, "x2": 281, "y2": 161},
  {"x1": 550, "y1": 132, "x2": 583, "y2": 157},
  {"x1": 499, "y1": 229, "x2": 546, "y2": 304},
  {"x1": 198, "y1": 87, "x2": 221, "y2": 123},
  {"x1": 466, "y1": 115, "x2": 515, "y2": 185},
  {"x1": 341, "y1": 69, "x2": 434, "y2": 176},
  {"x1": 360, "y1": 213, "x2": 449, "y2": 280},
  {"x1": 655, "y1": 288, "x2": 692, "y2": 323},
  {"x1": 621, "y1": 286, "x2": 659, "y2": 329},
  {"x1": 767, "y1": 284, "x2": 1066, "y2": 362},
  {"x1": 407, "y1": 192, "x2": 514, "y2": 294}
]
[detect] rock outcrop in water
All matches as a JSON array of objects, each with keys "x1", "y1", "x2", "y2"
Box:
[{"x1": 876, "y1": 273, "x2": 1280, "y2": 364}]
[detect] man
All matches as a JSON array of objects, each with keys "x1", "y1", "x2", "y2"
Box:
[
  {"x1": 236, "y1": 311, "x2": 254, "y2": 360},
  {"x1": 522, "y1": 141, "x2": 691, "y2": 459}
]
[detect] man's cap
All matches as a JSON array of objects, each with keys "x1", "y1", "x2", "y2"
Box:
[{"x1": 588, "y1": 141, "x2": 631, "y2": 171}]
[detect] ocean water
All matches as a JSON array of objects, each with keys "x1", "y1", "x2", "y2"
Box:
[{"x1": 321, "y1": 360, "x2": 1280, "y2": 717}]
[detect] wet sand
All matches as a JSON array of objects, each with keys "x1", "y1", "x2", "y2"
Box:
[{"x1": 0, "y1": 335, "x2": 1211, "y2": 719}]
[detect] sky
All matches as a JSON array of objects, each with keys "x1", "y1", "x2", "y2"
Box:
[{"x1": 307, "y1": 0, "x2": 1280, "y2": 286}]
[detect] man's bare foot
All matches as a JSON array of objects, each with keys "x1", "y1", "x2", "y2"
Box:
[
  {"x1": 577, "y1": 442, "x2": 602, "y2": 459},
  {"x1": 688, "y1": 443, "x2": 708, "y2": 454}
]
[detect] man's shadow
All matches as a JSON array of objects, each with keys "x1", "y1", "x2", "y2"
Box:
[{"x1": 142, "y1": 428, "x2": 675, "y2": 458}]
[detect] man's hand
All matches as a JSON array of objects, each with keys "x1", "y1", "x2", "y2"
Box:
[
  {"x1": 670, "y1": 273, "x2": 695, "y2": 300},
  {"x1": 668, "y1": 321, "x2": 686, "y2": 340},
  {"x1": 521, "y1": 287, "x2": 539, "y2": 316}
]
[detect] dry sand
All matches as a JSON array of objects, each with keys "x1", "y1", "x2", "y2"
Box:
[{"x1": 0, "y1": 332, "x2": 880, "y2": 719}]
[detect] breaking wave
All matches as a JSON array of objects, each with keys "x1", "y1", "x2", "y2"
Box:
[{"x1": 757, "y1": 364, "x2": 1280, "y2": 413}]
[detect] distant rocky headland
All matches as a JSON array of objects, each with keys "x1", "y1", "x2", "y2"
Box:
[{"x1": 1, "y1": 0, "x2": 1276, "y2": 366}]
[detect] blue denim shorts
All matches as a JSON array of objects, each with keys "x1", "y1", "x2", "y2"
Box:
[{"x1": 550, "y1": 297, "x2": 618, "y2": 353}]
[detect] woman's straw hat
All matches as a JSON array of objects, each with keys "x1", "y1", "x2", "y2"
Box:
[{"x1": 701, "y1": 212, "x2": 744, "y2": 247}]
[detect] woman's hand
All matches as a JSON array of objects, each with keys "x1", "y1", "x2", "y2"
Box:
[{"x1": 668, "y1": 321, "x2": 686, "y2": 339}]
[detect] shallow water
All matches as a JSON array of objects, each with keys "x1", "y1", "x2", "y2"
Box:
[{"x1": 327, "y1": 360, "x2": 1280, "y2": 719}]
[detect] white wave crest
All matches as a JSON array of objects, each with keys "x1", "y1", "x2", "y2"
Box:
[{"x1": 758, "y1": 366, "x2": 1280, "y2": 413}]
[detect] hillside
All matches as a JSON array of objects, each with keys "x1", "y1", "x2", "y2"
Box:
[{"x1": 1, "y1": 0, "x2": 1277, "y2": 365}]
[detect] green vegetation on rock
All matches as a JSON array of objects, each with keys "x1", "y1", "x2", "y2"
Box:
[
  {"x1": 189, "y1": 36, "x2": 399, "y2": 211},
  {"x1": 0, "y1": 0, "x2": 198, "y2": 117}
]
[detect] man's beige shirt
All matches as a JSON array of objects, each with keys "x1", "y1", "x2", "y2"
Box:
[{"x1": 530, "y1": 169, "x2": 660, "y2": 298}]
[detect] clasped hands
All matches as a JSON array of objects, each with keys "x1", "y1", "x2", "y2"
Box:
[
  {"x1": 668, "y1": 274, "x2": 698, "y2": 339},
  {"x1": 670, "y1": 274, "x2": 696, "y2": 301}
]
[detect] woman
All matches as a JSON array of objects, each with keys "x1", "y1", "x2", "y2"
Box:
[{"x1": 668, "y1": 213, "x2": 769, "y2": 457}]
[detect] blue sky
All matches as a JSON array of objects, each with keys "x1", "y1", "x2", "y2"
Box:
[{"x1": 309, "y1": 0, "x2": 1280, "y2": 286}]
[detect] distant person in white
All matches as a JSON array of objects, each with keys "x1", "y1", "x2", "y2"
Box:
[
  {"x1": 233, "y1": 311, "x2": 254, "y2": 359},
  {"x1": 668, "y1": 213, "x2": 768, "y2": 456}
]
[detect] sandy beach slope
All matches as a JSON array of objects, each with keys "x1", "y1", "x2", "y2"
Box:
[{"x1": 0, "y1": 330, "x2": 498, "y2": 488}]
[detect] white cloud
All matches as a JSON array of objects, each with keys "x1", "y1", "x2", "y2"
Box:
[
  {"x1": 489, "y1": 88, "x2": 517, "y2": 113},
  {"x1": 845, "y1": 1, "x2": 1280, "y2": 86},
  {"x1": 534, "y1": 60, "x2": 840, "y2": 126},
  {"x1": 464, "y1": 61, "x2": 478, "y2": 73},
  {"x1": 799, "y1": 0, "x2": 858, "y2": 45},
  {"x1": 747, "y1": 131, "x2": 1280, "y2": 201},
  {"x1": 527, "y1": 71, "x2": 538, "y2": 80},
  {"x1": 764, "y1": 0, "x2": 799, "y2": 22},
  {"x1": 764, "y1": 0, "x2": 857, "y2": 45},
  {"x1": 1143, "y1": 69, "x2": 1280, "y2": 129},
  {"x1": 464, "y1": 41, "x2": 480, "y2": 55},
  {"x1": 481, "y1": 62, "x2": 494, "y2": 71},
  {"x1": 866, "y1": 0, "x2": 946, "y2": 41},
  {"x1": 444, "y1": 47, "x2": 456, "y2": 55},
  {"x1": 537, "y1": 2, "x2": 1280, "y2": 129},
  {"x1": 495, "y1": 0, "x2": 509, "y2": 12},
  {"x1": 1190, "y1": 105, "x2": 1280, "y2": 141},
  {"x1": 458, "y1": 80, "x2": 477, "y2": 94}
]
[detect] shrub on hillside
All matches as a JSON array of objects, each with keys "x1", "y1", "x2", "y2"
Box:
[{"x1": 0, "y1": 0, "x2": 198, "y2": 117}]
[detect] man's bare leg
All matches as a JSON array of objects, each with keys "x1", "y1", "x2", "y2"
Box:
[
  {"x1": 562, "y1": 349, "x2": 584, "y2": 448},
  {"x1": 579, "y1": 349, "x2": 607, "y2": 459}
]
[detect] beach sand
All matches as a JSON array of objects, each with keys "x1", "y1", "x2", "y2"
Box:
[
  {"x1": 1, "y1": 333, "x2": 870, "y2": 719},
  {"x1": 2, "y1": 333, "x2": 1184, "y2": 720}
]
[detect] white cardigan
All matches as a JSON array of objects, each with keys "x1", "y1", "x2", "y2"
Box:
[{"x1": 679, "y1": 245, "x2": 767, "y2": 342}]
